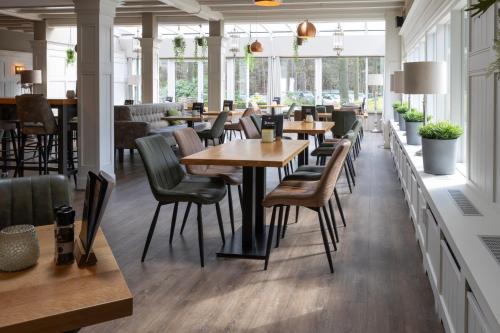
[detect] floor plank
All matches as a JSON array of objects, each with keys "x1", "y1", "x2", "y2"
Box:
[{"x1": 78, "y1": 133, "x2": 443, "y2": 333}]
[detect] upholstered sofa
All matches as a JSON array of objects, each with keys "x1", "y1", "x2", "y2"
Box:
[{"x1": 114, "y1": 103, "x2": 206, "y2": 160}]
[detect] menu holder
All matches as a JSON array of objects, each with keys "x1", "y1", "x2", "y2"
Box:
[
  {"x1": 192, "y1": 102, "x2": 204, "y2": 115},
  {"x1": 261, "y1": 115, "x2": 284, "y2": 141},
  {"x1": 301, "y1": 106, "x2": 317, "y2": 121},
  {"x1": 75, "y1": 171, "x2": 114, "y2": 267}
]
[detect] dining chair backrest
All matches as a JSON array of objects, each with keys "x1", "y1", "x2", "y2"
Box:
[
  {"x1": 15, "y1": 94, "x2": 58, "y2": 135},
  {"x1": 209, "y1": 111, "x2": 228, "y2": 137},
  {"x1": 135, "y1": 135, "x2": 186, "y2": 201},
  {"x1": 250, "y1": 114, "x2": 262, "y2": 134},
  {"x1": 325, "y1": 105, "x2": 334, "y2": 113},
  {"x1": 166, "y1": 97, "x2": 173, "y2": 102},
  {"x1": 240, "y1": 117, "x2": 261, "y2": 139},
  {"x1": 315, "y1": 139, "x2": 351, "y2": 204},
  {"x1": 331, "y1": 110, "x2": 356, "y2": 138},
  {"x1": 316, "y1": 105, "x2": 326, "y2": 114},
  {"x1": 272, "y1": 97, "x2": 281, "y2": 104},
  {"x1": 173, "y1": 127, "x2": 209, "y2": 175},
  {"x1": 284, "y1": 103, "x2": 296, "y2": 120},
  {"x1": 241, "y1": 107, "x2": 255, "y2": 118}
]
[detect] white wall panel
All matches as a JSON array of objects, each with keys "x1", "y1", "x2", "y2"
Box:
[{"x1": 0, "y1": 50, "x2": 32, "y2": 97}]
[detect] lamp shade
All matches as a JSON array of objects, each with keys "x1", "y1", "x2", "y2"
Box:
[
  {"x1": 20, "y1": 70, "x2": 42, "y2": 84},
  {"x1": 403, "y1": 61, "x2": 447, "y2": 94},
  {"x1": 393, "y1": 70, "x2": 405, "y2": 94},
  {"x1": 250, "y1": 40, "x2": 263, "y2": 53},
  {"x1": 297, "y1": 20, "x2": 316, "y2": 39},
  {"x1": 368, "y1": 73, "x2": 384, "y2": 86}
]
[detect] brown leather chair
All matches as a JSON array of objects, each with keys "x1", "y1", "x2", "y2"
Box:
[
  {"x1": 173, "y1": 127, "x2": 242, "y2": 234},
  {"x1": 262, "y1": 139, "x2": 351, "y2": 273},
  {"x1": 240, "y1": 117, "x2": 261, "y2": 139},
  {"x1": 224, "y1": 108, "x2": 254, "y2": 140}
]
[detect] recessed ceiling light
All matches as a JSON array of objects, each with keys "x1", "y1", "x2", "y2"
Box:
[{"x1": 255, "y1": 0, "x2": 282, "y2": 7}]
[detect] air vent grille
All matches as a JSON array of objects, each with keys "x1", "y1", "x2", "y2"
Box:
[
  {"x1": 448, "y1": 189, "x2": 482, "y2": 216},
  {"x1": 480, "y1": 236, "x2": 500, "y2": 265}
]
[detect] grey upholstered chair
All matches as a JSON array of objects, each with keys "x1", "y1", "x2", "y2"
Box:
[
  {"x1": 331, "y1": 110, "x2": 357, "y2": 138},
  {"x1": 135, "y1": 134, "x2": 227, "y2": 267},
  {"x1": 197, "y1": 111, "x2": 228, "y2": 146},
  {"x1": 0, "y1": 175, "x2": 71, "y2": 229},
  {"x1": 284, "y1": 103, "x2": 296, "y2": 120}
]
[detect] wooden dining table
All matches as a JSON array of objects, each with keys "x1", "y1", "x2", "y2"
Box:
[
  {"x1": 181, "y1": 139, "x2": 309, "y2": 260},
  {"x1": 283, "y1": 120, "x2": 335, "y2": 165},
  {"x1": 0, "y1": 97, "x2": 77, "y2": 176},
  {"x1": 0, "y1": 222, "x2": 133, "y2": 333}
]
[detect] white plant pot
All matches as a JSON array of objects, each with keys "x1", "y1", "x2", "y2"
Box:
[
  {"x1": 422, "y1": 138, "x2": 458, "y2": 175},
  {"x1": 405, "y1": 121, "x2": 423, "y2": 145}
]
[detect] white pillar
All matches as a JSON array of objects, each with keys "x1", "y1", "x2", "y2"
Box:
[
  {"x1": 384, "y1": 10, "x2": 402, "y2": 121},
  {"x1": 226, "y1": 57, "x2": 235, "y2": 101},
  {"x1": 75, "y1": 0, "x2": 117, "y2": 187},
  {"x1": 315, "y1": 58, "x2": 322, "y2": 105},
  {"x1": 32, "y1": 20, "x2": 48, "y2": 96},
  {"x1": 207, "y1": 20, "x2": 225, "y2": 111},
  {"x1": 141, "y1": 13, "x2": 159, "y2": 103}
]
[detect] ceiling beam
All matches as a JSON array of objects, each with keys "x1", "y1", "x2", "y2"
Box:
[
  {"x1": 0, "y1": 9, "x2": 40, "y2": 20},
  {"x1": 158, "y1": 0, "x2": 223, "y2": 21}
]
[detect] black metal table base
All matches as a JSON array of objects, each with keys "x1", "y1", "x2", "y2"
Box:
[{"x1": 216, "y1": 225, "x2": 270, "y2": 260}]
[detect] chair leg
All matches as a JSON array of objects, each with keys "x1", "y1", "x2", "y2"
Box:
[
  {"x1": 334, "y1": 188, "x2": 346, "y2": 227},
  {"x1": 215, "y1": 202, "x2": 225, "y2": 245},
  {"x1": 227, "y1": 185, "x2": 235, "y2": 234},
  {"x1": 237, "y1": 185, "x2": 243, "y2": 208},
  {"x1": 347, "y1": 158, "x2": 356, "y2": 186},
  {"x1": 37, "y1": 135, "x2": 43, "y2": 175},
  {"x1": 344, "y1": 164, "x2": 353, "y2": 193},
  {"x1": 322, "y1": 206, "x2": 338, "y2": 251},
  {"x1": 327, "y1": 201, "x2": 339, "y2": 244},
  {"x1": 282, "y1": 205, "x2": 290, "y2": 239},
  {"x1": 141, "y1": 203, "x2": 162, "y2": 262},
  {"x1": 168, "y1": 202, "x2": 179, "y2": 245},
  {"x1": 180, "y1": 202, "x2": 192, "y2": 234},
  {"x1": 278, "y1": 167, "x2": 282, "y2": 182},
  {"x1": 295, "y1": 206, "x2": 300, "y2": 223},
  {"x1": 275, "y1": 206, "x2": 284, "y2": 248},
  {"x1": 196, "y1": 204, "x2": 205, "y2": 267},
  {"x1": 264, "y1": 206, "x2": 277, "y2": 270},
  {"x1": 316, "y1": 208, "x2": 334, "y2": 273}
]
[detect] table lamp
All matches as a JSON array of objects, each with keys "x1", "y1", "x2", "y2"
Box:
[
  {"x1": 368, "y1": 73, "x2": 384, "y2": 133},
  {"x1": 20, "y1": 69, "x2": 42, "y2": 94},
  {"x1": 403, "y1": 61, "x2": 447, "y2": 154}
]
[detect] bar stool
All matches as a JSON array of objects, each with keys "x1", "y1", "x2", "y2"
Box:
[
  {"x1": 262, "y1": 140, "x2": 351, "y2": 273},
  {"x1": 15, "y1": 94, "x2": 58, "y2": 176}
]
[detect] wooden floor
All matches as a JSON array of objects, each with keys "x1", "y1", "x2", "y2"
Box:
[{"x1": 78, "y1": 133, "x2": 444, "y2": 333}]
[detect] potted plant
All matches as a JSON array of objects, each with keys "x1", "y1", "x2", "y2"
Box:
[
  {"x1": 392, "y1": 101, "x2": 402, "y2": 122},
  {"x1": 173, "y1": 35, "x2": 186, "y2": 60},
  {"x1": 419, "y1": 121, "x2": 463, "y2": 175},
  {"x1": 396, "y1": 103, "x2": 409, "y2": 130},
  {"x1": 403, "y1": 110, "x2": 424, "y2": 145},
  {"x1": 194, "y1": 36, "x2": 207, "y2": 58},
  {"x1": 66, "y1": 48, "x2": 76, "y2": 65}
]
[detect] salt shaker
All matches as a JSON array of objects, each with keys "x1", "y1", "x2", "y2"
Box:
[{"x1": 54, "y1": 206, "x2": 75, "y2": 265}]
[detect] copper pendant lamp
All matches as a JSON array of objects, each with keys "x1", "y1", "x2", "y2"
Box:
[
  {"x1": 250, "y1": 39, "x2": 263, "y2": 53},
  {"x1": 297, "y1": 20, "x2": 316, "y2": 39},
  {"x1": 255, "y1": 0, "x2": 282, "y2": 6}
]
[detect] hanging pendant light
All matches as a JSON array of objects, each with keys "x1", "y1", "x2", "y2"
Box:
[
  {"x1": 228, "y1": 28, "x2": 240, "y2": 56},
  {"x1": 250, "y1": 39, "x2": 263, "y2": 53},
  {"x1": 254, "y1": 0, "x2": 282, "y2": 6},
  {"x1": 333, "y1": 23, "x2": 344, "y2": 56},
  {"x1": 297, "y1": 20, "x2": 316, "y2": 39}
]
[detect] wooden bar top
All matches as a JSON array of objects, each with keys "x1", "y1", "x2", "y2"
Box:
[
  {"x1": 283, "y1": 120, "x2": 335, "y2": 135},
  {"x1": 0, "y1": 222, "x2": 133, "y2": 333},
  {"x1": 181, "y1": 139, "x2": 309, "y2": 168},
  {"x1": 0, "y1": 97, "x2": 77, "y2": 106}
]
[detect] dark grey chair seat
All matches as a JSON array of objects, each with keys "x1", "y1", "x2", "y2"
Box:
[{"x1": 161, "y1": 175, "x2": 227, "y2": 204}]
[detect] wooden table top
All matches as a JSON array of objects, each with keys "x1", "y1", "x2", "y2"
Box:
[
  {"x1": 0, "y1": 97, "x2": 77, "y2": 106},
  {"x1": 0, "y1": 223, "x2": 133, "y2": 333},
  {"x1": 181, "y1": 139, "x2": 309, "y2": 168},
  {"x1": 283, "y1": 120, "x2": 335, "y2": 135},
  {"x1": 204, "y1": 110, "x2": 244, "y2": 116},
  {"x1": 318, "y1": 112, "x2": 331, "y2": 118},
  {"x1": 162, "y1": 115, "x2": 204, "y2": 122}
]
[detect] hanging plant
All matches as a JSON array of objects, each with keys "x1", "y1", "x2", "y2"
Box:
[
  {"x1": 173, "y1": 35, "x2": 186, "y2": 61},
  {"x1": 292, "y1": 37, "x2": 300, "y2": 61},
  {"x1": 194, "y1": 36, "x2": 208, "y2": 59},
  {"x1": 245, "y1": 44, "x2": 255, "y2": 72},
  {"x1": 66, "y1": 48, "x2": 76, "y2": 65}
]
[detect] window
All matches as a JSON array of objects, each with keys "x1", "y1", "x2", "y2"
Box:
[
  {"x1": 159, "y1": 59, "x2": 168, "y2": 102},
  {"x1": 175, "y1": 61, "x2": 198, "y2": 102},
  {"x1": 322, "y1": 57, "x2": 366, "y2": 107},
  {"x1": 159, "y1": 59, "x2": 207, "y2": 103},
  {"x1": 249, "y1": 58, "x2": 268, "y2": 106},
  {"x1": 280, "y1": 58, "x2": 315, "y2": 106},
  {"x1": 367, "y1": 57, "x2": 384, "y2": 112},
  {"x1": 230, "y1": 57, "x2": 269, "y2": 108}
]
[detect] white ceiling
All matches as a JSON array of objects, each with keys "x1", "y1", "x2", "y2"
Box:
[{"x1": 0, "y1": 0, "x2": 403, "y2": 33}]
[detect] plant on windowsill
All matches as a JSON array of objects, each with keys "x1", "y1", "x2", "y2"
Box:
[
  {"x1": 173, "y1": 35, "x2": 186, "y2": 61},
  {"x1": 395, "y1": 103, "x2": 409, "y2": 131},
  {"x1": 66, "y1": 48, "x2": 76, "y2": 66},
  {"x1": 194, "y1": 36, "x2": 207, "y2": 59},
  {"x1": 392, "y1": 101, "x2": 402, "y2": 122},
  {"x1": 245, "y1": 44, "x2": 255, "y2": 72},
  {"x1": 403, "y1": 110, "x2": 424, "y2": 145},
  {"x1": 419, "y1": 121, "x2": 463, "y2": 175}
]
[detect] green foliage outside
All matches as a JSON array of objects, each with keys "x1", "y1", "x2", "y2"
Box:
[
  {"x1": 175, "y1": 79, "x2": 197, "y2": 100},
  {"x1": 419, "y1": 121, "x2": 463, "y2": 140},
  {"x1": 338, "y1": 58, "x2": 349, "y2": 104}
]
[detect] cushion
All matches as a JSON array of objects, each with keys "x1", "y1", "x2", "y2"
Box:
[{"x1": 167, "y1": 109, "x2": 185, "y2": 126}]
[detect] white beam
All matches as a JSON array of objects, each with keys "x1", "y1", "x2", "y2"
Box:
[
  {"x1": 0, "y1": 9, "x2": 40, "y2": 21},
  {"x1": 158, "y1": 0, "x2": 223, "y2": 21}
]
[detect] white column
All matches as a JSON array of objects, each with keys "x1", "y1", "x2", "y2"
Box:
[
  {"x1": 226, "y1": 57, "x2": 235, "y2": 101},
  {"x1": 32, "y1": 20, "x2": 48, "y2": 96},
  {"x1": 315, "y1": 58, "x2": 322, "y2": 105},
  {"x1": 384, "y1": 10, "x2": 402, "y2": 121},
  {"x1": 75, "y1": 0, "x2": 117, "y2": 187},
  {"x1": 207, "y1": 20, "x2": 226, "y2": 111},
  {"x1": 197, "y1": 60, "x2": 204, "y2": 102},
  {"x1": 141, "y1": 13, "x2": 159, "y2": 103}
]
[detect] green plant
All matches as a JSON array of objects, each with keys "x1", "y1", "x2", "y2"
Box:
[
  {"x1": 392, "y1": 101, "x2": 402, "y2": 109},
  {"x1": 244, "y1": 44, "x2": 255, "y2": 72},
  {"x1": 396, "y1": 103, "x2": 409, "y2": 114},
  {"x1": 403, "y1": 110, "x2": 424, "y2": 122},
  {"x1": 194, "y1": 36, "x2": 207, "y2": 59},
  {"x1": 66, "y1": 48, "x2": 76, "y2": 65},
  {"x1": 293, "y1": 37, "x2": 300, "y2": 62},
  {"x1": 419, "y1": 121, "x2": 463, "y2": 140},
  {"x1": 173, "y1": 36, "x2": 186, "y2": 60},
  {"x1": 465, "y1": 0, "x2": 495, "y2": 18}
]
